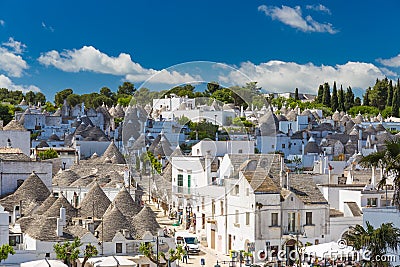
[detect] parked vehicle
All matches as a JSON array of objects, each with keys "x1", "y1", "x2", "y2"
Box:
[{"x1": 174, "y1": 231, "x2": 200, "y2": 254}]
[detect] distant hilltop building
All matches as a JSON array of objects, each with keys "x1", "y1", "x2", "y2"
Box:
[{"x1": 267, "y1": 92, "x2": 317, "y2": 102}]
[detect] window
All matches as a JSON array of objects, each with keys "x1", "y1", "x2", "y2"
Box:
[
  {"x1": 238, "y1": 149, "x2": 243, "y2": 154},
  {"x1": 177, "y1": 174, "x2": 183, "y2": 187},
  {"x1": 202, "y1": 197, "x2": 205, "y2": 210},
  {"x1": 220, "y1": 201, "x2": 224, "y2": 215},
  {"x1": 288, "y1": 212, "x2": 296, "y2": 232},
  {"x1": 45, "y1": 253, "x2": 50, "y2": 258},
  {"x1": 187, "y1": 175, "x2": 191, "y2": 188},
  {"x1": 306, "y1": 212, "x2": 313, "y2": 225},
  {"x1": 197, "y1": 206, "x2": 200, "y2": 212},
  {"x1": 116, "y1": 243, "x2": 123, "y2": 253},
  {"x1": 246, "y1": 188, "x2": 249, "y2": 196},
  {"x1": 246, "y1": 212, "x2": 250, "y2": 225},
  {"x1": 271, "y1": 213, "x2": 278, "y2": 226},
  {"x1": 367, "y1": 198, "x2": 377, "y2": 207},
  {"x1": 272, "y1": 145, "x2": 275, "y2": 149},
  {"x1": 212, "y1": 199, "x2": 215, "y2": 217},
  {"x1": 282, "y1": 144, "x2": 286, "y2": 149},
  {"x1": 235, "y1": 184, "x2": 239, "y2": 195},
  {"x1": 202, "y1": 214, "x2": 205, "y2": 229}
]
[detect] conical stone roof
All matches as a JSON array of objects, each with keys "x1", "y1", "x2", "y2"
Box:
[
  {"x1": 148, "y1": 134, "x2": 173, "y2": 157},
  {"x1": 0, "y1": 172, "x2": 50, "y2": 213},
  {"x1": 101, "y1": 141, "x2": 126, "y2": 164},
  {"x1": 258, "y1": 108, "x2": 278, "y2": 136},
  {"x1": 112, "y1": 187, "x2": 141, "y2": 217},
  {"x1": 33, "y1": 194, "x2": 57, "y2": 216},
  {"x1": 53, "y1": 169, "x2": 80, "y2": 186},
  {"x1": 78, "y1": 182, "x2": 111, "y2": 218},
  {"x1": 44, "y1": 194, "x2": 77, "y2": 220},
  {"x1": 3, "y1": 120, "x2": 26, "y2": 131},
  {"x1": 95, "y1": 205, "x2": 136, "y2": 242},
  {"x1": 132, "y1": 205, "x2": 160, "y2": 237}
]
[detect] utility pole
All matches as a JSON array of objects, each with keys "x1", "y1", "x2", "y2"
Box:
[{"x1": 156, "y1": 235, "x2": 159, "y2": 267}]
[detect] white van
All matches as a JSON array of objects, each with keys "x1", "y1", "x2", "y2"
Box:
[{"x1": 175, "y1": 231, "x2": 200, "y2": 254}]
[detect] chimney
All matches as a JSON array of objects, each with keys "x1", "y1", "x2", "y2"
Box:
[
  {"x1": 286, "y1": 170, "x2": 290, "y2": 190},
  {"x1": 57, "y1": 206, "x2": 66, "y2": 237},
  {"x1": 279, "y1": 155, "x2": 285, "y2": 188},
  {"x1": 205, "y1": 150, "x2": 212, "y2": 184},
  {"x1": 371, "y1": 166, "x2": 376, "y2": 188}
]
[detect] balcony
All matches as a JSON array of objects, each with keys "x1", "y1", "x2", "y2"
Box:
[
  {"x1": 282, "y1": 226, "x2": 305, "y2": 236},
  {"x1": 172, "y1": 185, "x2": 192, "y2": 195}
]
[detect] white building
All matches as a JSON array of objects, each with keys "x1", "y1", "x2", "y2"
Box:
[
  {"x1": 0, "y1": 148, "x2": 52, "y2": 196},
  {"x1": 171, "y1": 152, "x2": 330, "y2": 261},
  {"x1": 0, "y1": 120, "x2": 31, "y2": 156}
]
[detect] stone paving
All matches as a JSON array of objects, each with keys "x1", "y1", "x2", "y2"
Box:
[{"x1": 148, "y1": 201, "x2": 234, "y2": 267}]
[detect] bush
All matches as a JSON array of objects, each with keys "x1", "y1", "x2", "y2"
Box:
[{"x1": 38, "y1": 149, "x2": 58, "y2": 160}]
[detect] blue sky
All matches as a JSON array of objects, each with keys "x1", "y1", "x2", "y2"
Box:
[{"x1": 1, "y1": 0, "x2": 400, "y2": 101}]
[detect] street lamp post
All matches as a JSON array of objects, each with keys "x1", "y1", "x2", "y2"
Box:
[
  {"x1": 156, "y1": 235, "x2": 159, "y2": 267},
  {"x1": 290, "y1": 227, "x2": 306, "y2": 267}
]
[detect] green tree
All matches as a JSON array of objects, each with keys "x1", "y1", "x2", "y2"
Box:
[
  {"x1": 360, "y1": 139, "x2": 400, "y2": 208},
  {"x1": 66, "y1": 94, "x2": 81, "y2": 107},
  {"x1": 370, "y1": 78, "x2": 389, "y2": 111},
  {"x1": 211, "y1": 88, "x2": 233, "y2": 103},
  {"x1": 354, "y1": 97, "x2": 361, "y2": 106},
  {"x1": 92, "y1": 95, "x2": 113, "y2": 108},
  {"x1": 322, "y1": 82, "x2": 331, "y2": 106},
  {"x1": 25, "y1": 91, "x2": 35, "y2": 104},
  {"x1": 294, "y1": 88, "x2": 299, "y2": 101},
  {"x1": 345, "y1": 86, "x2": 355, "y2": 111},
  {"x1": 55, "y1": 88, "x2": 73, "y2": 107},
  {"x1": 317, "y1": 84, "x2": 323, "y2": 103},
  {"x1": 338, "y1": 85, "x2": 345, "y2": 111},
  {"x1": 139, "y1": 242, "x2": 185, "y2": 267},
  {"x1": 117, "y1": 81, "x2": 136, "y2": 95},
  {"x1": 80, "y1": 244, "x2": 98, "y2": 267},
  {"x1": 100, "y1": 86, "x2": 113, "y2": 98},
  {"x1": 117, "y1": 96, "x2": 132, "y2": 107},
  {"x1": 188, "y1": 121, "x2": 219, "y2": 140},
  {"x1": 348, "y1": 106, "x2": 379, "y2": 117},
  {"x1": 44, "y1": 101, "x2": 57, "y2": 113},
  {"x1": 393, "y1": 85, "x2": 400, "y2": 117},
  {"x1": 344, "y1": 222, "x2": 400, "y2": 267},
  {"x1": 364, "y1": 87, "x2": 371, "y2": 106},
  {"x1": 331, "y1": 82, "x2": 338, "y2": 111},
  {"x1": 38, "y1": 149, "x2": 59, "y2": 160},
  {"x1": 34, "y1": 92, "x2": 46, "y2": 105},
  {"x1": 167, "y1": 84, "x2": 196, "y2": 98},
  {"x1": 53, "y1": 238, "x2": 82, "y2": 267},
  {"x1": 132, "y1": 87, "x2": 161, "y2": 106},
  {"x1": 0, "y1": 244, "x2": 15, "y2": 263},
  {"x1": 387, "y1": 80, "x2": 394, "y2": 107},
  {"x1": 177, "y1": 115, "x2": 190, "y2": 126},
  {"x1": 0, "y1": 104, "x2": 13, "y2": 125},
  {"x1": 205, "y1": 82, "x2": 220, "y2": 96}
]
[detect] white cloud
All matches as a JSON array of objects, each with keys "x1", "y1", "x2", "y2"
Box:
[
  {"x1": 306, "y1": 4, "x2": 331, "y2": 15},
  {"x1": 38, "y1": 46, "x2": 200, "y2": 84},
  {"x1": 220, "y1": 61, "x2": 385, "y2": 94},
  {"x1": 0, "y1": 20, "x2": 4, "y2": 27},
  {"x1": 0, "y1": 74, "x2": 41, "y2": 93},
  {"x1": 377, "y1": 54, "x2": 400, "y2": 67},
  {"x1": 258, "y1": 5, "x2": 337, "y2": 34},
  {"x1": 41, "y1": 21, "x2": 54, "y2": 32},
  {"x1": 0, "y1": 38, "x2": 29, "y2": 77},
  {"x1": 2, "y1": 37, "x2": 26, "y2": 54}
]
